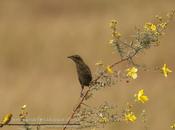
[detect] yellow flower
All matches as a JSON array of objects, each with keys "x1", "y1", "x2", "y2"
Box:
[
  {"x1": 107, "y1": 65, "x2": 113, "y2": 74},
  {"x1": 162, "y1": 64, "x2": 172, "y2": 77},
  {"x1": 21, "y1": 105, "x2": 27, "y2": 110},
  {"x1": 125, "y1": 112, "x2": 137, "y2": 122},
  {"x1": 144, "y1": 23, "x2": 157, "y2": 32},
  {"x1": 126, "y1": 67, "x2": 138, "y2": 79},
  {"x1": 19, "y1": 105, "x2": 28, "y2": 121},
  {"x1": 135, "y1": 89, "x2": 149, "y2": 103},
  {"x1": 171, "y1": 123, "x2": 175, "y2": 129},
  {"x1": 150, "y1": 24, "x2": 157, "y2": 31},
  {"x1": 98, "y1": 113, "x2": 109, "y2": 123},
  {"x1": 0, "y1": 113, "x2": 13, "y2": 127},
  {"x1": 109, "y1": 20, "x2": 117, "y2": 29}
]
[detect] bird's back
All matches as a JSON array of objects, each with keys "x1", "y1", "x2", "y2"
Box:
[{"x1": 76, "y1": 61, "x2": 92, "y2": 86}]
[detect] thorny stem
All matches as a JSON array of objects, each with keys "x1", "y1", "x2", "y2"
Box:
[
  {"x1": 62, "y1": 89, "x2": 90, "y2": 130},
  {"x1": 62, "y1": 49, "x2": 140, "y2": 130},
  {"x1": 94, "y1": 48, "x2": 140, "y2": 82}
]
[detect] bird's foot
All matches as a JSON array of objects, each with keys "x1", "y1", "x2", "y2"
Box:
[{"x1": 80, "y1": 92, "x2": 84, "y2": 97}]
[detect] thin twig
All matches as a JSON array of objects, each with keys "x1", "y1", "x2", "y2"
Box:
[
  {"x1": 6, "y1": 123, "x2": 80, "y2": 126},
  {"x1": 62, "y1": 89, "x2": 90, "y2": 130}
]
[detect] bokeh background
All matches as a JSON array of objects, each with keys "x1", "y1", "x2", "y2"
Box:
[{"x1": 0, "y1": 0, "x2": 175, "y2": 130}]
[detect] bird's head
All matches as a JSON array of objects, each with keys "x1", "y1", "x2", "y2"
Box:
[
  {"x1": 68, "y1": 55, "x2": 84, "y2": 63},
  {"x1": 9, "y1": 113, "x2": 13, "y2": 118},
  {"x1": 5, "y1": 113, "x2": 13, "y2": 119}
]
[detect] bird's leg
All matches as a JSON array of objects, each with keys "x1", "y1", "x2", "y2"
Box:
[{"x1": 80, "y1": 86, "x2": 84, "y2": 97}]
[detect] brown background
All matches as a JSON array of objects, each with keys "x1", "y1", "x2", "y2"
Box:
[{"x1": 0, "y1": 0, "x2": 175, "y2": 130}]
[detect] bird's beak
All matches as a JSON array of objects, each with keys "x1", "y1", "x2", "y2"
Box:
[{"x1": 67, "y1": 56, "x2": 73, "y2": 59}]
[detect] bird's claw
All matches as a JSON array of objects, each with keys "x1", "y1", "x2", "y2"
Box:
[{"x1": 80, "y1": 92, "x2": 84, "y2": 97}]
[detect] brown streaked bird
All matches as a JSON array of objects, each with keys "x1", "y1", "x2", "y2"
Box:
[{"x1": 68, "y1": 55, "x2": 92, "y2": 97}]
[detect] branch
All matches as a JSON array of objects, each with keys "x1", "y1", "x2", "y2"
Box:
[{"x1": 62, "y1": 89, "x2": 90, "y2": 130}]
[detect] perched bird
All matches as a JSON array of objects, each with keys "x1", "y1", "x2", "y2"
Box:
[
  {"x1": 0, "y1": 113, "x2": 13, "y2": 127},
  {"x1": 68, "y1": 55, "x2": 92, "y2": 97}
]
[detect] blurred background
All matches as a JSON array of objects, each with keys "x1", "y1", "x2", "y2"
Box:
[{"x1": 0, "y1": 0, "x2": 175, "y2": 130}]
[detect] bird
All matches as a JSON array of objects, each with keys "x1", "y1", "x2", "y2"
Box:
[
  {"x1": 0, "y1": 113, "x2": 13, "y2": 127},
  {"x1": 68, "y1": 55, "x2": 92, "y2": 97}
]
